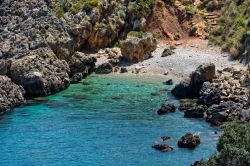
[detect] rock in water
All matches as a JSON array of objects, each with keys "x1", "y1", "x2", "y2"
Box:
[
  {"x1": 152, "y1": 144, "x2": 174, "y2": 152},
  {"x1": 10, "y1": 48, "x2": 70, "y2": 96},
  {"x1": 171, "y1": 63, "x2": 216, "y2": 98},
  {"x1": 0, "y1": 76, "x2": 25, "y2": 114},
  {"x1": 120, "y1": 32, "x2": 157, "y2": 62},
  {"x1": 178, "y1": 133, "x2": 200, "y2": 149},
  {"x1": 157, "y1": 101, "x2": 176, "y2": 115}
]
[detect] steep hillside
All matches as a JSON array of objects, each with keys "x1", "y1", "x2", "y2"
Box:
[{"x1": 210, "y1": 0, "x2": 250, "y2": 59}]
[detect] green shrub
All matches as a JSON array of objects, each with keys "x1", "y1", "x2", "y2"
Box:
[{"x1": 203, "y1": 121, "x2": 250, "y2": 166}]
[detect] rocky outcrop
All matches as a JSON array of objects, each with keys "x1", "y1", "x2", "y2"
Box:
[
  {"x1": 178, "y1": 133, "x2": 200, "y2": 149},
  {"x1": 171, "y1": 63, "x2": 215, "y2": 98},
  {"x1": 120, "y1": 32, "x2": 157, "y2": 62},
  {"x1": 0, "y1": 76, "x2": 25, "y2": 114},
  {"x1": 10, "y1": 48, "x2": 70, "y2": 96},
  {"x1": 157, "y1": 101, "x2": 176, "y2": 115}
]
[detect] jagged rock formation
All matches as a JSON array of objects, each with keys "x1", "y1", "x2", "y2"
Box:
[{"x1": 174, "y1": 64, "x2": 250, "y2": 126}]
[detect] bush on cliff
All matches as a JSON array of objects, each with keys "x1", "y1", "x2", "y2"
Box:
[{"x1": 203, "y1": 121, "x2": 250, "y2": 166}]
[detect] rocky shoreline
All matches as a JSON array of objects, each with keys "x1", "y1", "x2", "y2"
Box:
[{"x1": 167, "y1": 63, "x2": 250, "y2": 126}]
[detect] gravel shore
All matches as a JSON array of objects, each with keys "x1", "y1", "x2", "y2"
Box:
[{"x1": 120, "y1": 39, "x2": 246, "y2": 80}]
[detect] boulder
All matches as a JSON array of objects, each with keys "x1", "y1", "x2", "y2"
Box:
[
  {"x1": 95, "y1": 62, "x2": 113, "y2": 74},
  {"x1": 157, "y1": 101, "x2": 176, "y2": 115},
  {"x1": 10, "y1": 48, "x2": 70, "y2": 96},
  {"x1": 191, "y1": 63, "x2": 216, "y2": 95},
  {"x1": 178, "y1": 133, "x2": 200, "y2": 149},
  {"x1": 120, "y1": 32, "x2": 157, "y2": 62},
  {"x1": 0, "y1": 76, "x2": 25, "y2": 114},
  {"x1": 68, "y1": 52, "x2": 96, "y2": 79},
  {"x1": 152, "y1": 144, "x2": 174, "y2": 152}
]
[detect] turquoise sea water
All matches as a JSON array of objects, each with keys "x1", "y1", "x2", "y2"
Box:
[{"x1": 0, "y1": 74, "x2": 219, "y2": 166}]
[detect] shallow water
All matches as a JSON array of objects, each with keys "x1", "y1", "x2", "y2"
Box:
[{"x1": 0, "y1": 74, "x2": 219, "y2": 166}]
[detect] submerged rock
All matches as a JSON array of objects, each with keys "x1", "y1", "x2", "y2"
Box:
[
  {"x1": 161, "y1": 47, "x2": 174, "y2": 57},
  {"x1": 152, "y1": 144, "x2": 174, "y2": 152},
  {"x1": 160, "y1": 136, "x2": 171, "y2": 141},
  {"x1": 178, "y1": 133, "x2": 200, "y2": 149}
]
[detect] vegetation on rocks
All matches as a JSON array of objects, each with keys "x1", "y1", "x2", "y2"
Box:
[{"x1": 202, "y1": 121, "x2": 250, "y2": 166}]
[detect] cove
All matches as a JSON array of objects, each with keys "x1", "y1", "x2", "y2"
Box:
[{"x1": 0, "y1": 74, "x2": 219, "y2": 166}]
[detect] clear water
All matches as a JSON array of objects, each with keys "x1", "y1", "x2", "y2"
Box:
[{"x1": 0, "y1": 74, "x2": 219, "y2": 166}]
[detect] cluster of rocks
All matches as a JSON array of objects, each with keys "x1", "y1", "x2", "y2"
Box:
[
  {"x1": 172, "y1": 63, "x2": 250, "y2": 126},
  {"x1": 152, "y1": 133, "x2": 200, "y2": 152}
]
